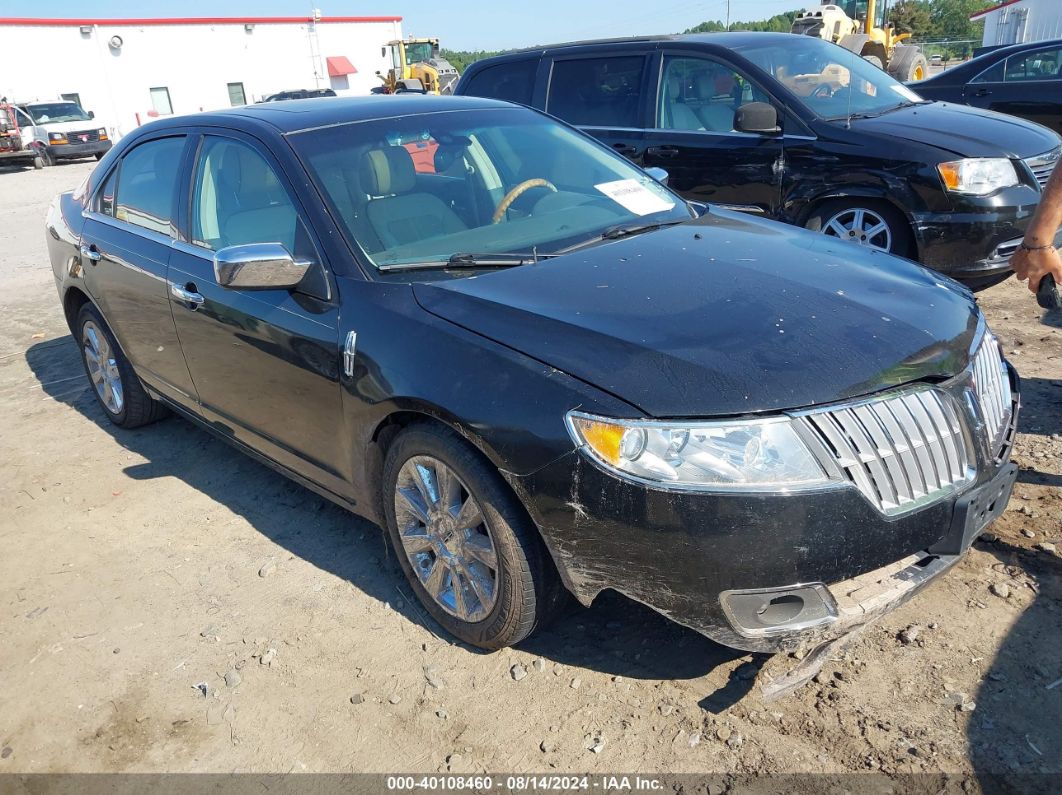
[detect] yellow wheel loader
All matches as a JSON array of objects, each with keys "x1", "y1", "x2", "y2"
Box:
[
  {"x1": 376, "y1": 38, "x2": 460, "y2": 95},
  {"x1": 791, "y1": 0, "x2": 929, "y2": 82}
]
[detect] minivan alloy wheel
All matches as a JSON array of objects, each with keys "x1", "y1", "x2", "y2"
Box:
[
  {"x1": 394, "y1": 455, "x2": 499, "y2": 621},
  {"x1": 82, "y1": 319, "x2": 124, "y2": 414},
  {"x1": 821, "y1": 207, "x2": 893, "y2": 253}
]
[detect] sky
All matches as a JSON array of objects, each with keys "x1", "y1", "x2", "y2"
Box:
[{"x1": 11, "y1": 0, "x2": 806, "y2": 51}]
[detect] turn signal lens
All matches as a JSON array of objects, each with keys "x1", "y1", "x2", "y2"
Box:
[{"x1": 571, "y1": 417, "x2": 625, "y2": 465}]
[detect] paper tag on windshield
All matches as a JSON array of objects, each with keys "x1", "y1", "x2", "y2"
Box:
[{"x1": 594, "y1": 179, "x2": 675, "y2": 216}]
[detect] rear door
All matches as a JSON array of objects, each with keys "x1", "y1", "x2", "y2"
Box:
[
  {"x1": 166, "y1": 130, "x2": 347, "y2": 495},
  {"x1": 642, "y1": 51, "x2": 785, "y2": 215},
  {"x1": 543, "y1": 50, "x2": 654, "y2": 163},
  {"x1": 79, "y1": 133, "x2": 199, "y2": 406},
  {"x1": 965, "y1": 45, "x2": 1062, "y2": 137}
]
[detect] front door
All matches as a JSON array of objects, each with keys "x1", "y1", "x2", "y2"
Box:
[
  {"x1": 965, "y1": 45, "x2": 1062, "y2": 137},
  {"x1": 642, "y1": 53, "x2": 785, "y2": 215},
  {"x1": 80, "y1": 134, "x2": 198, "y2": 405},
  {"x1": 166, "y1": 132, "x2": 347, "y2": 495}
]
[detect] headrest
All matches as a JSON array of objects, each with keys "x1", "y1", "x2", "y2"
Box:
[
  {"x1": 667, "y1": 75, "x2": 683, "y2": 99},
  {"x1": 218, "y1": 144, "x2": 282, "y2": 201},
  {"x1": 695, "y1": 73, "x2": 716, "y2": 99},
  {"x1": 360, "y1": 146, "x2": 416, "y2": 195}
]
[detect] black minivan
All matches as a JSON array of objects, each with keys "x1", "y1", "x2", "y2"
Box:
[{"x1": 456, "y1": 32, "x2": 1062, "y2": 290}]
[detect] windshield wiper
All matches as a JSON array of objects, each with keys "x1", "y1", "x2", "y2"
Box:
[
  {"x1": 562, "y1": 219, "x2": 687, "y2": 252},
  {"x1": 377, "y1": 251, "x2": 559, "y2": 272}
]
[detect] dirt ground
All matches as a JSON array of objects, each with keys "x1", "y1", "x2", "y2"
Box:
[{"x1": 1, "y1": 160, "x2": 1060, "y2": 787}]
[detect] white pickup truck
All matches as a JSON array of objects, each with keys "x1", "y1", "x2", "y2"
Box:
[{"x1": 15, "y1": 100, "x2": 112, "y2": 165}]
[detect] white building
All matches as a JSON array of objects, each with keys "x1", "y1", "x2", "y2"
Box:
[
  {"x1": 0, "y1": 14, "x2": 404, "y2": 140},
  {"x1": 971, "y1": 0, "x2": 1062, "y2": 47}
]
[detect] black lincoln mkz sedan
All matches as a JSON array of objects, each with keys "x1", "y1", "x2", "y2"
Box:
[{"x1": 48, "y1": 96, "x2": 1018, "y2": 660}]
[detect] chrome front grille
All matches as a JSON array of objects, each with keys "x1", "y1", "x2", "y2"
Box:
[
  {"x1": 68, "y1": 129, "x2": 100, "y2": 142},
  {"x1": 971, "y1": 333, "x2": 1013, "y2": 459},
  {"x1": 799, "y1": 389, "x2": 973, "y2": 515},
  {"x1": 1025, "y1": 146, "x2": 1060, "y2": 190}
]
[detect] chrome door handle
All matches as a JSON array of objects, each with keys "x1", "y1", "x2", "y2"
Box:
[
  {"x1": 170, "y1": 282, "x2": 205, "y2": 308},
  {"x1": 79, "y1": 244, "x2": 102, "y2": 262}
]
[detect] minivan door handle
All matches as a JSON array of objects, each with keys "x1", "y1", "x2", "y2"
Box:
[
  {"x1": 79, "y1": 243, "x2": 102, "y2": 263},
  {"x1": 170, "y1": 282, "x2": 205, "y2": 309},
  {"x1": 973, "y1": 88, "x2": 991, "y2": 97},
  {"x1": 611, "y1": 143, "x2": 640, "y2": 156},
  {"x1": 647, "y1": 145, "x2": 680, "y2": 158}
]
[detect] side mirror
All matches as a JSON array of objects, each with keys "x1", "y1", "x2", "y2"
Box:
[
  {"x1": 644, "y1": 166, "x2": 669, "y2": 185},
  {"x1": 734, "y1": 102, "x2": 781, "y2": 135},
  {"x1": 687, "y1": 201, "x2": 710, "y2": 217},
  {"x1": 213, "y1": 243, "x2": 310, "y2": 290},
  {"x1": 87, "y1": 110, "x2": 95, "y2": 119}
]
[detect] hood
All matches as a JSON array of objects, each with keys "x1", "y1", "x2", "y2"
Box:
[
  {"x1": 413, "y1": 211, "x2": 982, "y2": 418},
  {"x1": 848, "y1": 102, "x2": 1060, "y2": 159},
  {"x1": 30, "y1": 119, "x2": 101, "y2": 133}
]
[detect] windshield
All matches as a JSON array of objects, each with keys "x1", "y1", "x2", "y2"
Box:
[
  {"x1": 736, "y1": 37, "x2": 925, "y2": 120},
  {"x1": 405, "y1": 42, "x2": 436, "y2": 64},
  {"x1": 24, "y1": 102, "x2": 92, "y2": 124},
  {"x1": 291, "y1": 107, "x2": 691, "y2": 270}
]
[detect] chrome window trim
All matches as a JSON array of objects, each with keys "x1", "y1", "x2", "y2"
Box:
[{"x1": 81, "y1": 210, "x2": 175, "y2": 248}]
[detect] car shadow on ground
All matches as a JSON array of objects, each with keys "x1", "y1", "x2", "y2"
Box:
[
  {"x1": 969, "y1": 538, "x2": 1062, "y2": 787},
  {"x1": 25, "y1": 334, "x2": 750, "y2": 696}
]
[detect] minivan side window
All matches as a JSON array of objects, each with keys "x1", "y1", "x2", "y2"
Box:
[
  {"x1": 658, "y1": 56, "x2": 761, "y2": 132},
  {"x1": 547, "y1": 56, "x2": 646, "y2": 128},
  {"x1": 971, "y1": 60, "x2": 1005, "y2": 84},
  {"x1": 1003, "y1": 47, "x2": 1062, "y2": 82},
  {"x1": 113, "y1": 136, "x2": 185, "y2": 236},
  {"x1": 461, "y1": 60, "x2": 537, "y2": 105}
]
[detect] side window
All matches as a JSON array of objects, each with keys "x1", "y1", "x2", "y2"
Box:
[
  {"x1": 97, "y1": 166, "x2": 119, "y2": 217},
  {"x1": 547, "y1": 56, "x2": 645, "y2": 127},
  {"x1": 658, "y1": 55, "x2": 766, "y2": 133},
  {"x1": 113, "y1": 136, "x2": 185, "y2": 236},
  {"x1": 191, "y1": 136, "x2": 310, "y2": 258},
  {"x1": 972, "y1": 60, "x2": 1006, "y2": 84},
  {"x1": 461, "y1": 60, "x2": 537, "y2": 105},
  {"x1": 1004, "y1": 47, "x2": 1062, "y2": 81}
]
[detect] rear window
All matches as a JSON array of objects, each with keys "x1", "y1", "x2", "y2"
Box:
[
  {"x1": 461, "y1": 60, "x2": 537, "y2": 105},
  {"x1": 547, "y1": 56, "x2": 645, "y2": 128}
]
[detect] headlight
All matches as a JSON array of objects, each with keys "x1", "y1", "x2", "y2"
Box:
[
  {"x1": 937, "y1": 158, "x2": 1019, "y2": 196},
  {"x1": 48, "y1": 132, "x2": 65, "y2": 141},
  {"x1": 565, "y1": 411, "x2": 833, "y2": 491},
  {"x1": 98, "y1": 127, "x2": 108, "y2": 139}
]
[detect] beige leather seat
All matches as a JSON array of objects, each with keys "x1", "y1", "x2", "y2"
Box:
[{"x1": 360, "y1": 146, "x2": 467, "y2": 250}]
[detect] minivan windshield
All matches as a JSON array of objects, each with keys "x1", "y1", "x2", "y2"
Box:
[
  {"x1": 736, "y1": 37, "x2": 926, "y2": 120},
  {"x1": 23, "y1": 102, "x2": 92, "y2": 124},
  {"x1": 292, "y1": 107, "x2": 692, "y2": 270}
]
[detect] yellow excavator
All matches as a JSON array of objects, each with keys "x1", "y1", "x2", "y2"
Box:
[
  {"x1": 791, "y1": 0, "x2": 928, "y2": 82},
  {"x1": 376, "y1": 37, "x2": 460, "y2": 95}
]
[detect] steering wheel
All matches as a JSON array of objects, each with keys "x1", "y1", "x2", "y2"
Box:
[
  {"x1": 492, "y1": 179, "x2": 558, "y2": 224},
  {"x1": 811, "y1": 83, "x2": 834, "y2": 99}
]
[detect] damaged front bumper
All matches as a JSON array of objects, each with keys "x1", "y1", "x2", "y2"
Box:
[{"x1": 511, "y1": 375, "x2": 1019, "y2": 655}]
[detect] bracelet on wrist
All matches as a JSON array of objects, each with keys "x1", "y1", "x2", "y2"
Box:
[{"x1": 1020, "y1": 240, "x2": 1056, "y2": 252}]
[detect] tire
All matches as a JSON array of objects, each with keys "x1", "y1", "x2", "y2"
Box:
[
  {"x1": 888, "y1": 46, "x2": 929, "y2": 83},
  {"x1": 382, "y1": 424, "x2": 565, "y2": 649},
  {"x1": 862, "y1": 55, "x2": 884, "y2": 69},
  {"x1": 805, "y1": 198, "x2": 913, "y2": 259},
  {"x1": 32, "y1": 156, "x2": 43, "y2": 169},
  {"x1": 38, "y1": 147, "x2": 54, "y2": 167},
  {"x1": 94, "y1": 152, "x2": 105, "y2": 161},
  {"x1": 76, "y1": 303, "x2": 168, "y2": 428}
]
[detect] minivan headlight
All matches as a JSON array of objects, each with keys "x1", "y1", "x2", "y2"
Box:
[
  {"x1": 565, "y1": 411, "x2": 832, "y2": 490},
  {"x1": 937, "y1": 158, "x2": 1019, "y2": 196}
]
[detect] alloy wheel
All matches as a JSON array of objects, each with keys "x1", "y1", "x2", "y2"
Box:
[
  {"x1": 394, "y1": 455, "x2": 499, "y2": 622},
  {"x1": 821, "y1": 207, "x2": 893, "y2": 253},
  {"x1": 82, "y1": 320, "x2": 124, "y2": 415}
]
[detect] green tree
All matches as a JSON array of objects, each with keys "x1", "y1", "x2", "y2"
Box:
[
  {"x1": 889, "y1": 0, "x2": 933, "y2": 37},
  {"x1": 441, "y1": 49, "x2": 503, "y2": 74}
]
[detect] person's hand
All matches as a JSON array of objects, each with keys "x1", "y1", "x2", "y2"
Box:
[{"x1": 1010, "y1": 244, "x2": 1062, "y2": 293}]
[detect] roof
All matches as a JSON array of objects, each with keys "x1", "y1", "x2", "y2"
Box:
[
  {"x1": 0, "y1": 15, "x2": 401, "y2": 27},
  {"x1": 467, "y1": 31, "x2": 803, "y2": 60},
  {"x1": 970, "y1": 0, "x2": 1024, "y2": 21},
  {"x1": 148, "y1": 95, "x2": 518, "y2": 135}
]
